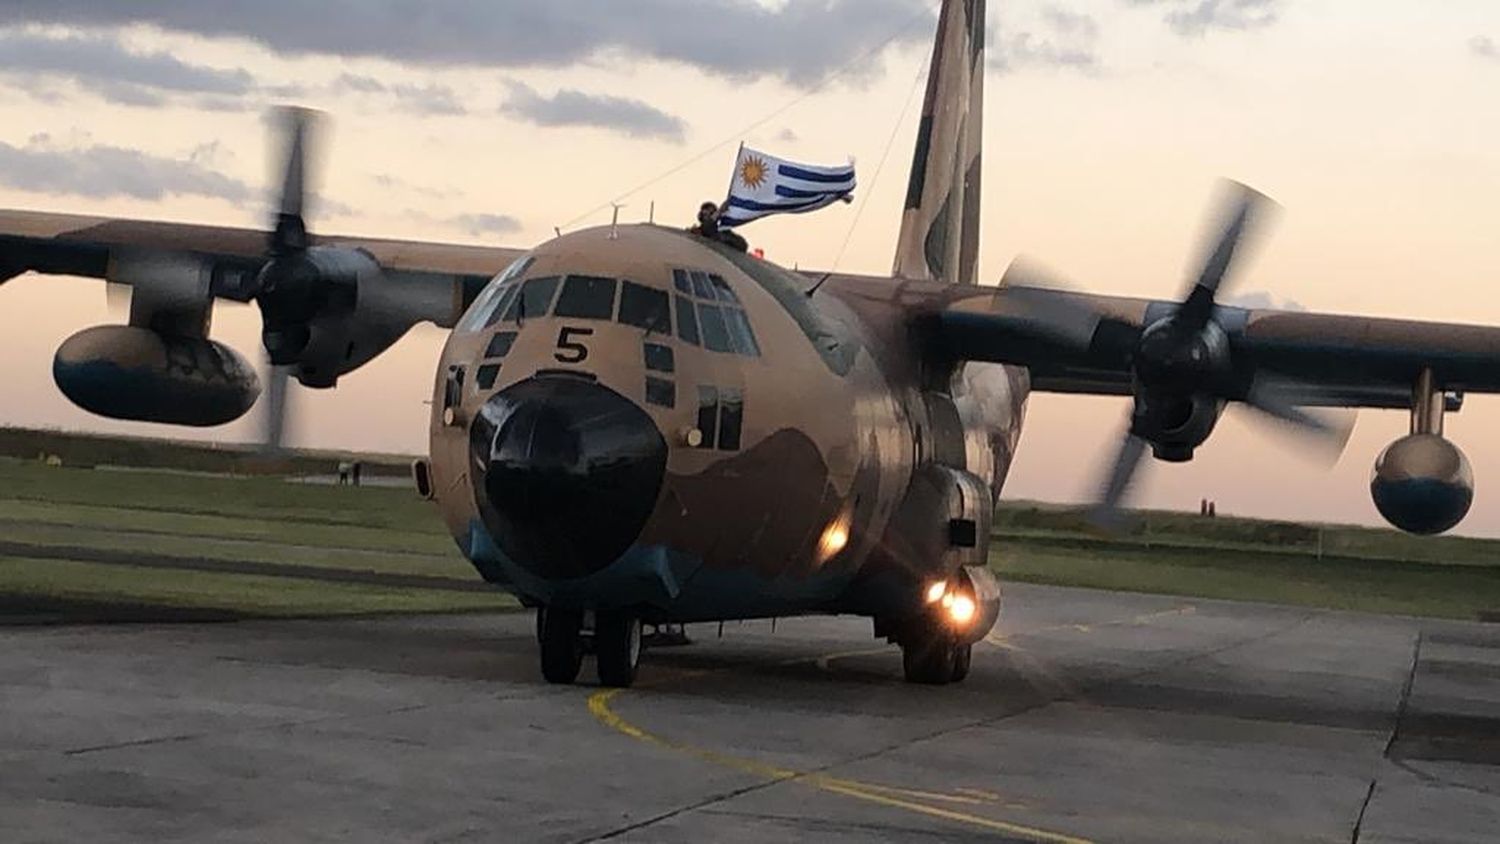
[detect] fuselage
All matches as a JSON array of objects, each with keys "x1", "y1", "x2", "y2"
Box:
[{"x1": 428, "y1": 224, "x2": 1028, "y2": 623}]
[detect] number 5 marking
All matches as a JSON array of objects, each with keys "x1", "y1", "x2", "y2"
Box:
[{"x1": 554, "y1": 326, "x2": 595, "y2": 364}]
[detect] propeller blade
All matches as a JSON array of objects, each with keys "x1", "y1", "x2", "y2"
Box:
[
  {"x1": 262, "y1": 357, "x2": 292, "y2": 453},
  {"x1": 1241, "y1": 376, "x2": 1356, "y2": 464},
  {"x1": 1001, "y1": 289, "x2": 1107, "y2": 352},
  {"x1": 105, "y1": 281, "x2": 131, "y2": 319},
  {"x1": 269, "y1": 106, "x2": 318, "y2": 256},
  {"x1": 1177, "y1": 181, "x2": 1278, "y2": 330},
  {"x1": 1087, "y1": 430, "x2": 1149, "y2": 532}
]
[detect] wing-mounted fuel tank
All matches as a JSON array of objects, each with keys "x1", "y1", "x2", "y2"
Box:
[
  {"x1": 1369, "y1": 370, "x2": 1474, "y2": 535},
  {"x1": 53, "y1": 325, "x2": 259, "y2": 426},
  {"x1": 1371, "y1": 434, "x2": 1473, "y2": 535}
]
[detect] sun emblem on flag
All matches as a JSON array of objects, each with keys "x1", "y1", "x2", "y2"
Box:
[{"x1": 740, "y1": 155, "x2": 769, "y2": 190}]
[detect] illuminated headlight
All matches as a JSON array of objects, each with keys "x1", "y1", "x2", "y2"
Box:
[
  {"x1": 948, "y1": 594, "x2": 977, "y2": 626},
  {"x1": 816, "y1": 507, "x2": 853, "y2": 563},
  {"x1": 925, "y1": 581, "x2": 948, "y2": 604}
]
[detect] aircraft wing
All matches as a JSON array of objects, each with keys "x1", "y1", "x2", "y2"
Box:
[
  {"x1": 0, "y1": 208, "x2": 524, "y2": 326},
  {"x1": 934, "y1": 285, "x2": 1500, "y2": 407}
]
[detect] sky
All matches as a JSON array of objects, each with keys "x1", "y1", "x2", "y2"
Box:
[{"x1": 0, "y1": 0, "x2": 1498, "y2": 534}]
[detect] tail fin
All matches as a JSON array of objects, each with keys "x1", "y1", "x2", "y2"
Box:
[{"x1": 892, "y1": 0, "x2": 985, "y2": 285}]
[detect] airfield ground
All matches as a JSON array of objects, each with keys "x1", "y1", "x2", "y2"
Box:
[
  {"x1": 3, "y1": 450, "x2": 1500, "y2": 841},
  {"x1": 3, "y1": 584, "x2": 1498, "y2": 842}
]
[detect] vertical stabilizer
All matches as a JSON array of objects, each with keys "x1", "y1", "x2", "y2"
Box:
[{"x1": 893, "y1": 0, "x2": 985, "y2": 285}]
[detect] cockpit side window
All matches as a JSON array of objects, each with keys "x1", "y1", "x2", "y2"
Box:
[
  {"x1": 671, "y1": 267, "x2": 760, "y2": 358},
  {"x1": 618, "y1": 280, "x2": 671, "y2": 334},
  {"x1": 456, "y1": 255, "x2": 533, "y2": 332},
  {"x1": 483, "y1": 285, "x2": 520, "y2": 329},
  {"x1": 688, "y1": 271, "x2": 714, "y2": 300},
  {"x1": 501, "y1": 276, "x2": 561, "y2": 323},
  {"x1": 553, "y1": 275, "x2": 618, "y2": 320},
  {"x1": 697, "y1": 303, "x2": 732, "y2": 353},
  {"x1": 709, "y1": 274, "x2": 740, "y2": 304},
  {"x1": 674, "y1": 294, "x2": 700, "y2": 345}
]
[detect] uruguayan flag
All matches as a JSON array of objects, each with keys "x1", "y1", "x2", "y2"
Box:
[{"x1": 720, "y1": 145, "x2": 855, "y2": 229}]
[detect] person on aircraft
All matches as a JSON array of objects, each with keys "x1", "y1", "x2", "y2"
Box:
[{"x1": 690, "y1": 201, "x2": 748, "y2": 252}]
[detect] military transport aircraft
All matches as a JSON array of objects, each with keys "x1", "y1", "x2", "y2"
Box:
[{"x1": 3, "y1": 0, "x2": 1498, "y2": 688}]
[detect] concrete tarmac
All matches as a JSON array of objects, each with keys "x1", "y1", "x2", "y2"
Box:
[{"x1": 2, "y1": 583, "x2": 1497, "y2": 843}]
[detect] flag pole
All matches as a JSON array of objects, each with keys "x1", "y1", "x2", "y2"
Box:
[{"x1": 722, "y1": 141, "x2": 744, "y2": 213}]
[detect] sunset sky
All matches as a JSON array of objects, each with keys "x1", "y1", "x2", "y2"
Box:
[{"x1": 1, "y1": 1, "x2": 1498, "y2": 533}]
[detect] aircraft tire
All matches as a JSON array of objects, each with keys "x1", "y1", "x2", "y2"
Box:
[
  {"x1": 901, "y1": 632, "x2": 955, "y2": 685},
  {"x1": 539, "y1": 607, "x2": 585, "y2": 684},
  {"x1": 596, "y1": 611, "x2": 642, "y2": 688},
  {"x1": 950, "y1": 642, "x2": 972, "y2": 683}
]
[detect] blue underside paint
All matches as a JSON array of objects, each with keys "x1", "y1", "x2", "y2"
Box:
[
  {"x1": 1371, "y1": 478, "x2": 1473, "y2": 535},
  {"x1": 463, "y1": 519, "x2": 859, "y2": 621}
]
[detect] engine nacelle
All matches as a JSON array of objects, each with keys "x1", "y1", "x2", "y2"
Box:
[
  {"x1": 53, "y1": 326, "x2": 259, "y2": 426},
  {"x1": 258, "y1": 246, "x2": 420, "y2": 389},
  {"x1": 1370, "y1": 434, "x2": 1474, "y2": 535},
  {"x1": 1136, "y1": 393, "x2": 1225, "y2": 462}
]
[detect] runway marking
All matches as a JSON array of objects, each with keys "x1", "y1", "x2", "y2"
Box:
[
  {"x1": 584, "y1": 604, "x2": 1198, "y2": 841},
  {"x1": 984, "y1": 604, "x2": 1195, "y2": 648},
  {"x1": 588, "y1": 687, "x2": 1093, "y2": 843},
  {"x1": 813, "y1": 646, "x2": 892, "y2": 672}
]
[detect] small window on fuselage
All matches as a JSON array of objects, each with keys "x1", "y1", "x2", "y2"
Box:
[
  {"x1": 485, "y1": 332, "x2": 518, "y2": 359},
  {"x1": 553, "y1": 275, "x2": 618, "y2": 320}
]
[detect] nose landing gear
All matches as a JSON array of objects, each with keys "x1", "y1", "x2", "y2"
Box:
[
  {"x1": 538, "y1": 607, "x2": 585, "y2": 685},
  {"x1": 900, "y1": 627, "x2": 973, "y2": 685},
  {"x1": 536, "y1": 607, "x2": 643, "y2": 688}
]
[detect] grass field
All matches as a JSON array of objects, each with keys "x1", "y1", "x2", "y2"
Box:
[
  {"x1": 993, "y1": 504, "x2": 1500, "y2": 620},
  {"x1": 0, "y1": 457, "x2": 517, "y2": 621},
  {"x1": 3, "y1": 450, "x2": 1500, "y2": 624}
]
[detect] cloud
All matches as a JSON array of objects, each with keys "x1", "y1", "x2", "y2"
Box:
[
  {"x1": 0, "y1": 136, "x2": 253, "y2": 202},
  {"x1": 994, "y1": 6, "x2": 1102, "y2": 74},
  {"x1": 0, "y1": 1, "x2": 936, "y2": 89},
  {"x1": 1472, "y1": 36, "x2": 1498, "y2": 60},
  {"x1": 448, "y1": 212, "x2": 522, "y2": 237},
  {"x1": 332, "y1": 73, "x2": 467, "y2": 115},
  {"x1": 1225, "y1": 290, "x2": 1304, "y2": 312},
  {"x1": 372, "y1": 173, "x2": 462, "y2": 200},
  {"x1": 502, "y1": 82, "x2": 687, "y2": 142},
  {"x1": 0, "y1": 28, "x2": 262, "y2": 109},
  {"x1": 1128, "y1": 0, "x2": 1280, "y2": 37}
]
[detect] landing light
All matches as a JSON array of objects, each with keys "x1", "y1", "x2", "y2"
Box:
[
  {"x1": 925, "y1": 581, "x2": 948, "y2": 604},
  {"x1": 948, "y1": 594, "x2": 977, "y2": 626},
  {"x1": 816, "y1": 508, "x2": 853, "y2": 563}
]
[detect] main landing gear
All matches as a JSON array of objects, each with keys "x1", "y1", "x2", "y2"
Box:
[{"x1": 536, "y1": 607, "x2": 643, "y2": 688}]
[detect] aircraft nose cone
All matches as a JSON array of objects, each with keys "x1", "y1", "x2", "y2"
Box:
[{"x1": 470, "y1": 375, "x2": 667, "y2": 580}]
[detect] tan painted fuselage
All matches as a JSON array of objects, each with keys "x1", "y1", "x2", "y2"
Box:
[{"x1": 428, "y1": 223, "x2": 1026, "y2": 621}]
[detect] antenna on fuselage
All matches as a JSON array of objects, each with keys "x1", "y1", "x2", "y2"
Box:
[
  {"x1": 805, "y1": 271, "x2": 834, "y2": 299},
  {"x1": 609, "y1": 203, "x2": 627, "y2": 240}
]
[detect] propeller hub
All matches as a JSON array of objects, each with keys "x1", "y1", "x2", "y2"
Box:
[{"x1": 1133, "y1": 318, "x2": 1229, "y2": 395}]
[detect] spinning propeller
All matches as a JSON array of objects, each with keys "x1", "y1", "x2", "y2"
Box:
[{"x1": 1003, "y1": 181, "x2": 1354, "y2": 529}]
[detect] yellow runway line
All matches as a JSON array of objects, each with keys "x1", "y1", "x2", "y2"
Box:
[{"x1": 586, "y1": 686, "x2": 1097, "y2": 844}]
